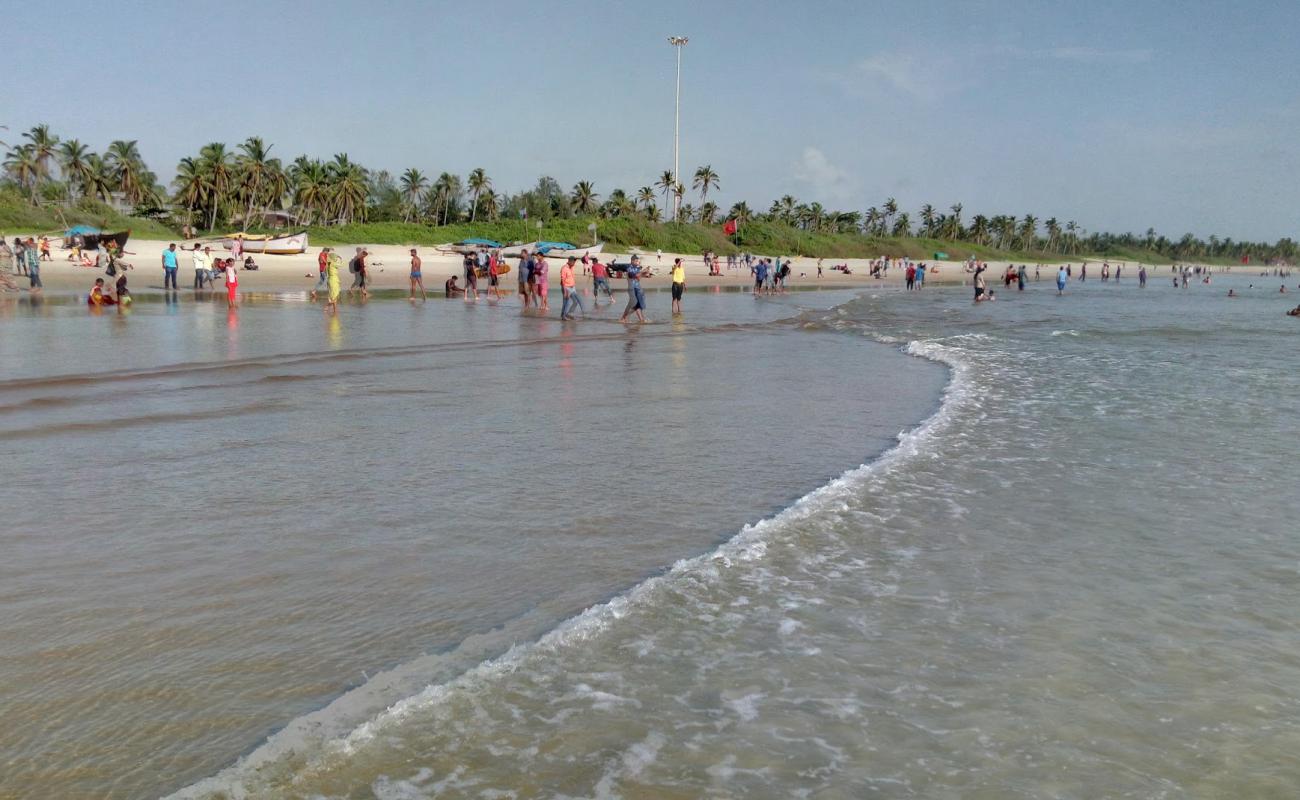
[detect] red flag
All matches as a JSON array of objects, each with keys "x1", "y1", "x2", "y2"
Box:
[{"x1": 723, "y1": 219, "x2": 738, "y2": 236}]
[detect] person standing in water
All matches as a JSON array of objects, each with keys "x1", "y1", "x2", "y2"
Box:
[
  {"x1": 1017, "y1": 264, "x2": 1027, "y2": 291},
  {"x1": 1057, "y1": 265, "x2": 1068, "y2": 295},
  {"x1": 223, "y1": 254, "x2": 239, "y2": 307},
  {"x1": 973, "y1": 263, "x2": 987, "y2": 300},
  {"x1": 408, "y1": 248, "x2": 425, "y2": 300},
  {"x1": 590, "y1": 257, "x2": 613, "y2": 302},
  {"x1": 325, "y1": 249, "x2": 342, "y2": 313},
  {"x1": 161, "y1": 242, "x2": 179, "y2": 290},
  {"x1": 1139, "y1": 265, "x2": 1147, "y2": 288},
  {"x1": 559, "y1": 256, "x2": 585, "y2": 320},
  {"x1": 311, "y1": 247, "x2": 331, "y2": 300},
  {"x1": 670, "y1": 257, "x2": 686, "y2": 314},
  {"x1": 619, "y1": 254, "x2": 648, "y2": 323}
]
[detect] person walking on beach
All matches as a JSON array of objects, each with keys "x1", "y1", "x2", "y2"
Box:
[
  {"x1": 671, "y1": 257, "x2": 686, "y2": 314},
  {"x1": 408, "y1": 248, "x2": 426, "y2": 300},
  {"x1": 161, "y1": 242, "x2": 179, "y2": 290},
  {"x1": 324, "y1": 249, "x2": 342, "y2": 314},
  {"x1": 13, "y1": 238, "x2": 28, "y2": 276},
  {"x1": 619, "y1": 254, "x2": 648, "y2": 323},
  {"x1": 224, "y1": 253, "x2": 238, "y2": 307},
  {"x1": 754, "y1": 258, "x2": 769, "y2": 294},
  {"x1": 349, "y1": 248, "x2": 369, "y2": 298},
  {"x1": 310, "y1": 247, "x2": 331, "y2": 300},
  {"x1": 462, "y1": 251, "x2": 479, "y2": 301},
  {"x1": 591, "y1": 257, "x2": 613, "y2": 302},
  {"x1": 560, "y1": 256, "x2": 585, "y2": 320},
  {"x1": 488, "y1": 249, "x2": 503, "y2": 299},
  {"x1": 1079, "y1": 263, "x2": 1087, "y2": 283},
  {"x1": 25, "y1": 239, "x2": 42, "y2": 291},
  {"x1": 533, "y1": 252, "x2": 549, "y2": 310},
  {"x1": 39, "y1": 236, "x2": 51, "y2": 261},
  {"x1": 1057, "y1": 265, "x2": 1068, "y2": 295}
]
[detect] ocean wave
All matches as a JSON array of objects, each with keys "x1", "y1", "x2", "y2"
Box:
[{"x1": 170, "y1": 335, "x2": 975, "y2": 800}]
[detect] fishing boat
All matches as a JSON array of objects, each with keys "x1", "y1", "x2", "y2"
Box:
[
  {"x1": 435, "y1": 238, "x2": 502, "y2": 255},
  {"x1": 220, "y1": 231, "x2": 309, "y2": 255},
  {"x1": 65, "y1": 227, "x2": 131, "y2": 251},
  {"x1": 501, "y1": 241, "x2": 604, "y2": 258}
]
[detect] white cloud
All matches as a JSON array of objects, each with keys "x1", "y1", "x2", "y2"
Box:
[
  {"x1": 792, "y1": 147, "x2": 855, "y2": 205},
  {"x1": 855, "y1": 52, "x2": 952, "y2": 103}
]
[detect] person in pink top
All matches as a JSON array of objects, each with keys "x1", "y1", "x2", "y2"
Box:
[
  {"x1": 533, "y1": 253, "x2": 550, "y2": 311},
  {"x1": 559, "y1": 256, "x2": 585, "y2": 320}
]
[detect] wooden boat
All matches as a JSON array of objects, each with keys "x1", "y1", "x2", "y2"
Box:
[
  {"x1": 220, "y1": 231, "x2": 309, "y2": 255},
  {"x1": 74, "y1": 230, "x2": 131, "y2": 251}
]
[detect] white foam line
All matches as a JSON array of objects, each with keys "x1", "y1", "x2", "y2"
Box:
[{"x1": 171, "y1": 335, "x2": 975, "y2": 800}]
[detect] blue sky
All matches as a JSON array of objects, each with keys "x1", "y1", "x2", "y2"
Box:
[{"x1": 4, "y1": 0, "x2": 1297, "y2": 241}]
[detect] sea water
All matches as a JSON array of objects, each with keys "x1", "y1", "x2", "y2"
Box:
[{"x1": 2, "y1": 276, "x2": 1297, "y2": 798}]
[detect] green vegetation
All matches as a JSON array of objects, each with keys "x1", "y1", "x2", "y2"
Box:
[
  {"x1": 0, "y1": 187, "x2": 176, "y2": 239},
  {"x1": 3, "y1": 123, "x2": 1295, "y2": 265}
]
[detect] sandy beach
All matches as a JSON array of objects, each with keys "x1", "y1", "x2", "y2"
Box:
[{"x1": 0, "y1": 236, "x2": 1240, "y2": 297}]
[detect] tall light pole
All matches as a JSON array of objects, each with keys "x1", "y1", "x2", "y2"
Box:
[{"x1": 668, "y1": 35, "x2": 688, "y2": 222}]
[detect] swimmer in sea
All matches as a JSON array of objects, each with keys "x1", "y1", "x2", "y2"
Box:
[{"x1": 1288, "y1": 304, "x2": 1300, "y2": 316}]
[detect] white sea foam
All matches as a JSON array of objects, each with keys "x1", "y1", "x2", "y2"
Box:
[{"x1": 170, "y1": 333, "x2": 975, "y2": 800}]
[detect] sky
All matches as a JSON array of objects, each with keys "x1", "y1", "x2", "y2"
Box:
[{"x1": 3, "y1": 0, "x2": 1298, "y2": 241}]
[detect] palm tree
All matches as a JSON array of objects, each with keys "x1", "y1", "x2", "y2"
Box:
[
  {"x1": 892, "y1": 212, "x2": 911, "y2": 237},
  {"x1": 431, "y1": 172, "x2": 462, "y2": 225},
  {"x1": 863, "y1": 207, "x2": 881, "y2": 236},
  {"x1": 172, "y1": 156, "x2": 210, "y2": 228},
  {"x1": 969, "y1": 215, "x2": 990, "y2": 245},
  {"x1": 1019, "y1": 214, "x2": 1038, "y2": 250},
  {"x1": 728, "y1": 201, "x2": 752, "y2": 225},
  {"x1": 466, "y1": 168, "x2": 491, "y2": 222},
  {"x1": 198, "y1": 142, "x2": 234, "y2": 229},
  {"x1": 570, "y1": 180, "x2": 598, "y2": 214},
  {"x1": 399, "y1": 168, "x2": 428, "y2": 222},
  {"x1": 655, "y1": 170, "x2": 676, "y2": 217},
  {"x1": 235, "y1": 136, "x2": 278, "y2": 229},
  {"x1": 883, "y1": 197, "x2": 898, "y2": 231},
  {"x1": 22, "y1": 124, "x2": 59, "y2": 184},
  {"x1": 58, "y1": 139, "x2": 92, "y2": 200},
  {"x1": 692, "y1": 165, "x2": 719, "y2": 205},
  {"x1": 698, "y1": 201, "x2": 719, "y2": 225},
  {"x1": 327, "y1": 153, "x2": 368, "y2": 224},
  {"x1": 105, "y1": 139, "x2": 148, "y2": 204},
  {"x1": 1044, "y1": 217, "x2": 1061, "y2": 252},
  {"x1": 636, "y1": 186, "x2": 656, "y2": 212},
  {"x1": 291, "y1": 158, "x2": 329, "y2": 225},
  {"x1": 672, "y1": 182, "x2": 686, "y2": 221},
  {"x1": 82, "y1": 154, "x2": 116, "y2": 202},
  {"x1": 4, "y1": 145, "x2": 40, "y2": 200},
  {"x1": 919, "y1": 204, "x2": 936, "y2": 237}
]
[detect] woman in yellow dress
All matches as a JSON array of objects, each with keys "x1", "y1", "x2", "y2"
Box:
[{"x1": 325, "y1": 250, "x2": 342, "y2": 313}]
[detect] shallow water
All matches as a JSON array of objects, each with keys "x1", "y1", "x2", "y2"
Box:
[
  {"x1": 4, "y1": 276, "x2": 1298, "y2": 798},
  {"x1": 0, "y1": 289, "x2": 947, "y2": 798}
]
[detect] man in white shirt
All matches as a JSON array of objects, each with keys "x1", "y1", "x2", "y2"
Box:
[{"x1": 192, "y1": 244, "x2": 212, "y2": 289}]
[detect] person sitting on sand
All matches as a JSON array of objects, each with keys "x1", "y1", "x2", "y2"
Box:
[
  {"x1": 242, "y1": 256, "x2": 259, "y2": 271},
  {"x1": 445, "y1": 275, "x2": 464, "y2": 298},
  {"x1": 88, "y1": 278, "x2": 117, "y2": 306}
]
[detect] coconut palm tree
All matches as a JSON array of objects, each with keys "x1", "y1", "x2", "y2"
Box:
[
  {"x1": 21, "y1": 124, "x2": 59, "y2": 184},
  {"x1": 882, "y1": 197, "x2": 898, "y2": 231},
  {"x1": 571, "y1": 180, "x2": 598, "y2": 214},
  {"x1": 692, "y1": 164, "x2": 719, "y2": 205},
  {"x1": 104, "y1": 139, "x2": 149, "y2": 205},
  {"x1": 728, "y1": 201, "x2": 752, "y2": 225},
  {"x1": 57, "y1": 139, "x2": 92, "y2": 200},
  {"x1": 1044, "y1": 217, "x2": 1061, "y2": 252},
  {"x1": 327, "y1": 153, "x2": 368, "y2": 224},
  {"x1": 635, "y1": 186, "x2": 656, "y2": 212},
  {"x1": 919, "y1": 204, "x2": 936, "y2": 237},
  {"x1": 892, "y1": 212, "x2": 911, "y2": 237},
  {"x1": 431, "y1": 172, "x2": 462, "y2": 225},
  {"x1": 4, "y1": 145, "x2": 40, "y2": 200},
  {"x1": 968, "y1": 214, "x2": 990, "y2": 245},
  {"x1": 291, "y1": 158, "x2": 329, "y2": 225},
  {"x1": 863, "y1": 207, "x2": 881, "y2": 236},
  {"x1": 82, "y1": 154, "x2": 116, "y2": 202},
  {"x1": 172, "y1": 156, "x2": 210, "y2": 227},
  {"x1": 698, "y1": 201, "x2": 719, "y2": 225},
  {"x1": 235, "y1": 136, "x2": 279, "y2": 229},
  {"x1": 1019, "y1": 214, "x2": 1038, "y2": 250},
  {"x1": 197, "y1": 142, "x2": 234, "y2": 229},
  {"x1": 399, "y1": 168, "x2": 428, "y2": 222},
  {"x1": 655, "y1": 170, "x2": 675, "y2": 216},
  {"x1": 466, "y1": 167, "x2": 491, "y2": 222}
]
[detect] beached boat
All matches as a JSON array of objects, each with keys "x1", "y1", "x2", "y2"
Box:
[
  {"x1": 501, "y1": 241, "x2": 604, "y2": 258},
  {"x1": 435, "y1": 238, "x2": 502, "y2": 255},
  {"x1": 220, "y1": 231, "x2": 309, "y2": 255}
]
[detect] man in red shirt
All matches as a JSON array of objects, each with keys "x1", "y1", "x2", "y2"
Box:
[
  {"x1": 311, "y1": 247, "x2": 331, "y2": 301},
  {"x1": 590, "y1": 257, "x2": 613, "y2": 302}
]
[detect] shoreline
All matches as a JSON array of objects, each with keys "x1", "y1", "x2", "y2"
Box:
[{"x1": 0, "y1": 237, "x2": 1259, "y2": 298}]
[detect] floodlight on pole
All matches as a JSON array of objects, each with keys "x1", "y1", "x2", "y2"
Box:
[{"x1": 668, "y1": 35, "x2": 688, "y2": 222}]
